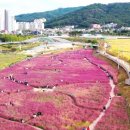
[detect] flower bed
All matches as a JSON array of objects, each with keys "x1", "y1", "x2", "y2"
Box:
[
  {"x1": 0, "y1": 49, "x2": 128, "y2": 130},
  {"x1": 95, "y1": 97, "x2": 130, "y2": 130}
]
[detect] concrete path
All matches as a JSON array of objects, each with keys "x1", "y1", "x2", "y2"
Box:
[
  {"x1": 22, "y1": 37, "x2": 74, "y2": 56},
  {"x1": 99, "y1": 51, "x2": 130, "y2": 85},
  {"x1": 89, "y1": 79, "x2": 115, "y2": 130}
]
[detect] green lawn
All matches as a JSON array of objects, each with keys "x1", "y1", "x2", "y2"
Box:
[
  {"x1": 0, "y1": 42, "x2": 42, "y2": 52},
  {"x1": 0, "y1": 53, "x2": 27, "y2": 70},
  {"x1": 0, "y1": 42, "x2": 43, "y2": 69}
]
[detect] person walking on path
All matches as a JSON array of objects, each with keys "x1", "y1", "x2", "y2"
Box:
[{"x1": 82, "y1": 127, "x2": 90, "y2": 130}]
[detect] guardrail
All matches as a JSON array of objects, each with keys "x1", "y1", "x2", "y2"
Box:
[{"x1": 99, "y1": 51, "x2": 130, "y2": 85}]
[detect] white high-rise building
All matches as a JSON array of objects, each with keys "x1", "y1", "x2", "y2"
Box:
[
  {"x1": 17, "y1": 22, "x2": 30, "y2": 31},
  {"x1": 0, "y1": 9, "x2": 16, "y2": 33},
  {"x1": 0, "y1": 10, "x2": 5, "y2": 31},
  {"x1": 34, "y1": 18, "x2": 46, "y2": 30},
  {"x1": 4, "y1": 10, "x2": 9, "y2": 31},
  {"x1": 11, "y1": 16, "x2": 17, "y2": 32}
]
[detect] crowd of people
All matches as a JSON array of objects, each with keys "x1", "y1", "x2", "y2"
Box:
[{"x1": 7, "y1": 74, "x2": 29, "y2": 86}]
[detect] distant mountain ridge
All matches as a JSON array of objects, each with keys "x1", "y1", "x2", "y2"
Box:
[
  {"x1": 15, "y1": 7, "x2": 83, "y2": 22},
  {"x1": 16, "y1": 3, "x2": 130, "y2": 28},
  {"x1": 46, "y1": 3, "x2": 130, "y2": 28}
]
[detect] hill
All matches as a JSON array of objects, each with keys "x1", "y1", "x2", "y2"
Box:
[
  {"x1": 15, "y1": 7, "x2": 83, "y2": 22},
  {"x1": 46, "y1": 3, "x2": 130, "y2": 28}
]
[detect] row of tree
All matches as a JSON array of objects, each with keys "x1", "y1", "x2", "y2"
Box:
[
  {"x1": 0, "y1": 34, "x2": 33, "y2": 42},
  {"x1": 66, "y1": 37, "x2": 98, "y2": 44}
]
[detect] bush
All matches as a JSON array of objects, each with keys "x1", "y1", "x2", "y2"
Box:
[
  {"x1": 0, "y1": 34, "x2": 33, "y2": 42},
  {"x1": 91, "y1": 39, "x2": 98, "y2": 44},
  {"x1": 11, "y1": 48, "x2": 17, "y2": 52},
  {"x1": 69, "y1": 31, "x2": 83, "y2": 37}
]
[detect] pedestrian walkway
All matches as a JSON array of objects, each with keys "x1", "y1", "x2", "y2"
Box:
[{"x1": 99, "y1": 51, "x2": 130, "y2": 85}]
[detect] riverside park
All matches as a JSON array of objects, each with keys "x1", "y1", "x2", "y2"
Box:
[{"x1": 0, "y1": 36, "x2": 129, "y2": 130}]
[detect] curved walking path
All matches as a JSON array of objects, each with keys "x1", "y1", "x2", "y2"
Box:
[
  {"x1": 86, "y1": 58, "x2": 116, "y2": 130},
  {"x1": 99, "y1": 51, "x2": 130, "y2": 85},
  {"x1": 0, "y1": 116, "x2": 43, "y2": 130},
  {"x1": 89, "y1": 79, "x2": 115, "y2": 130}
]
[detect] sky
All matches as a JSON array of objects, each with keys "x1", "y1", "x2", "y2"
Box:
[{"x1": 0, "y1": 0, "x2": 130, "y2": 15}]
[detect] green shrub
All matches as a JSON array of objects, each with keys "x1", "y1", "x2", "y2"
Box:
[{"x1": 0, "y1": 34, "x2": 33, "y2": 42}]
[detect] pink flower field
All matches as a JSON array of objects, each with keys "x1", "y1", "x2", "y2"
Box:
[
  {"x1": 95, "y1": 97, "x2": 129, "y2": 130},
  {"x1": 0, "y1": 49, "x2": 129, "y2": 130}
]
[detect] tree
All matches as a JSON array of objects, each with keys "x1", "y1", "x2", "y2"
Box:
[
  {"x1": 56, "y1": 31, "x2": 62, "y2": 36},
  {"x1": 69, "y1": 31, "x2": 83, "y2": 37}
]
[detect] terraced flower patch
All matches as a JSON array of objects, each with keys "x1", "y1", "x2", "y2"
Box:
[{"x1": 0, "y1": 49, "x2": 129, "y2": 130}]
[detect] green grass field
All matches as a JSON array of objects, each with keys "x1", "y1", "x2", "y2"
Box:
[
  {"x1": 0, "y1": 42, "x2": 43, "y2": 70},
  {"x1": 0, "y1": 42, "x2": 42, "y2": 52},
  {"x1": 0, "y1": 53, "x2": 27, "y2": 70}
]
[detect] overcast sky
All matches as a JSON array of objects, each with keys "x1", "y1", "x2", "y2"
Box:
[{"x1": 0, "y1": 0, "x2": 130, "y2": 15}]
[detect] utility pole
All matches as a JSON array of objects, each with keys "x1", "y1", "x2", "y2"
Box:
[
  {"x1": 117, "y1": 49, "x2": 120, "y2": 70},
  {"x1": 104, "y1": 42, "x2": 108, "y2": 54},
  {"x1": 19, "y1": 43, "x2": 22, "y2": 51}
]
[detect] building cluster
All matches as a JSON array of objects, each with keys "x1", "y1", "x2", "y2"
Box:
[
  {"x1": 89, "y1": 23, "x2": 130, "y2": 35},
  {"x1": 17, "y1": 18, "x2": 46, "y2": 32},
  {"x1": 0, "y1": 9, "x2": 46, "y2": 34},
  {"x1": 43, "y1": 26, "x2": 86, "y2": 36},
  {"x1": 1, "y1": 9, "x2": 130, "y2": 36},
  {"x1": 90, "y1": 23, "x2": 118, "y2": 32},
  {"x1": 43, "y1": 23, "x2": 120, "y2": 36}
]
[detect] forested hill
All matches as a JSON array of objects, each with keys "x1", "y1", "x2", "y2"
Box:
[
  {"x1": 46, "y1": 3, "x2": 130, "y2": 28},
  {"x1": 15, "y1": 7, "x2": 83, "y2": 22}
]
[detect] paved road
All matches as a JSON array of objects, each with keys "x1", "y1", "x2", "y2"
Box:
[
  {"x1": 51, "y1": 37, "x2": 72, "y2": 43},
  {"x1": 23, "y1": 37, "x2": 74, "y2": 56}
]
